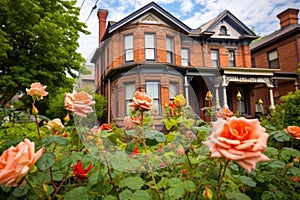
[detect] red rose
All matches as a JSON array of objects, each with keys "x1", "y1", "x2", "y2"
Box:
[
  {"x1": 100, "y1": 123, "x2": 113, "y2": 131},
  {"x1": 285, "y1": 126, "x2": 300, "y2": 139},
  {"x1": 72, "y1": 161, "x2": 92, "y2": 180}
]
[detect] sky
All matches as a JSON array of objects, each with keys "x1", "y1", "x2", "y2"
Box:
[{"x1": 76, "y1": 0, "x2": 300, "y2": 62}]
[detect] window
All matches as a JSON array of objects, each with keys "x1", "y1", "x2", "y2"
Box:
[
  {"x1": 181, "y1": 49, "x2": 190, "y2": 66},
  {"x1": 237, "y1": 86, "x2": 248, "y2": 114},
  {"x1": 124, "y1": 34, "x2": 133, "y2": 62},
  {"x1": 169, "y1": 82, "x2": 178, "y2": 102},
  {"x1": 124, "y1": 82, "x2": 135, "y2": 115},
  {"x1": 146, "y1": 81, "x2": 160, "y2": 115},
  {"x1": 166, "y1": 36, "x2": 174, "y2": 63},
  {"x1": 268, "y1": 50, "x2": 279, "y2": 69},
  {"x1": 145, "y1": 33, "x2": 156, "y2": 61},
  {"x1": 251, "y1": 58, "x2": 256, "y2": 68},
  {"x1": 228, "y1": 50, "x2": 235, "y2": 67},
  {"x1": 220, "y1": 26, "x2": 228, "y2": 35},
  {"x1": 211, "y1": 49, "x2": 219, "y2": 67},
  {"x1": 113, "y1": 84, "x2": 118, "y2": 118}
]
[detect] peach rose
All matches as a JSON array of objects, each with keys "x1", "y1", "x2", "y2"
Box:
[
  {"x1": 285, "y1": 126, "x2": 300, "y2": 139},
  {"x1": 203, "y1": 117, "x2": 269, "y2": 172},
  {"x1": 124, "y1": 116, "x2": 140, "y2": 130},
  {"x1": 26, "y1": 82, "x2": 48, "y2": 100},
  {"x1": 129, "y1": 91, "x2": 153, "y2": 111},
  {"x1": 0, "y1": 139, "x2": 44, "y2": 187},
  {"x1": 217, "y1": 107, "x2": 233, "y2": 119},
  {"x1": 64, "y1": 91, "x2": 95, "y2": 117},
  {"x1": 46, "y1": 118, "x2": 64, "y2": 134}
]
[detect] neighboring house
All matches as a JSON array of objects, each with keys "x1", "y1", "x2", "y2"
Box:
[
  {"x1": 78, "y1": 54, "x2": 96, "y2": 90},
  {"x1": 250, "y1": 8, "x2": 300, "y2": 109},
  {"x1": 91, "y1": 2, "x2": 295, "y2": 125}
]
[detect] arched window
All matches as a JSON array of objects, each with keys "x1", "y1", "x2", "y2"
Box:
[{"x1": 220, "y1": 25, "x2": 227, "y2": 35}]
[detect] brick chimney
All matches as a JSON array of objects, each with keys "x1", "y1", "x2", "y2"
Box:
[
  {"x1": 97, "y1": 9, "x2": 108, "y2": 44},
  {"x1": 277, "y1": 8, "x2": 299, "y2": 29}
]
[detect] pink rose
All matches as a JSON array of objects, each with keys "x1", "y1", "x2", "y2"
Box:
[
  {"x1": 26, "y1": 82, "x2": 48, "y2": 100},
  {"x1": 203, "y1": 117, "x2": 269, "y2": 172},
  {"x1": 64, "y1": 91, "x2": 95, "y2": 117},
  {"x1": 129, "y1": 91, "x2": 153, "y2": 111},
  {"x1": 0, "y1": 139, "x2": 44, "y2": 187}
]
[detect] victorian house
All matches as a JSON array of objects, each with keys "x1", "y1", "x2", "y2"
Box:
[
  {"x1": 250, "y1": 8, "x2": 300, "y2": 109},
  {"x1": 91, "y1": 2, "x2": 290, "y2": 125}
]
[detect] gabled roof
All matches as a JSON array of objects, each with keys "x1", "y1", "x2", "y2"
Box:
[
  {"x1": 197, "y1": 10, "x2": 257, "y2": 38},
  {"x1": 106, "y1": 1, "x2": 191, "y2": 34},
  {"x1": 250, "y1": 24, "x2": 300, "y2": 51}
]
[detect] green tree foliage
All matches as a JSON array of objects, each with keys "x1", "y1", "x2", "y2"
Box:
[
  {"x1": 280, "y1": 90, "x2": 300, "y2": 127},
  {"x1": 0, "y1": 0, "x2": 89, "y2": 106}
]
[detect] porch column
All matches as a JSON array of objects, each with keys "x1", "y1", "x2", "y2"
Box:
[
  {"x1": 108, "y1": 78, "x2": 111, "y2": 123},
  {"x1": 295, "y1": 80, "x2": 299, "y2": 91},
  {"x1": 215, "y1": 85, "x2": 220, "y2": 109},
  {"x1": 222, "y1": 75, "x2": 228, "y2": 108},
  {"x1": 269, "y1": 86, "x2": 275, "y2": 110},
  {"x1": 184, "y1": 75, "x2": 189, "y2": 106}
]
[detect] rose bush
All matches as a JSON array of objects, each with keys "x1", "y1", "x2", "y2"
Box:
[{"x1": 1, "y1": 82, "x2": 300, "y2": 199}]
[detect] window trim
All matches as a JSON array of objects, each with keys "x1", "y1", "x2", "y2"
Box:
[
  {"x1": 166, "y1": 35, "x2": 174, "y2": 63},
  {"x1": 219, "y1": 25, "x2": 228, "y2": 35},
  {"x1": 124, "y1": 34, "x2": 134, "y2": 62},
  {"x1": 124, "y1": 82, "x2": 136, "y2": 116},
  {"x1": 211, "y1": 49, "x2": 220, "y2": 67},
  {"x1": 145, "y1": 80, "x2": 161, "y2": 115},
  {"x1": 267, "y1": 49, "x2": 279, "y2": 69},
  {"x1": 228, "y1": 50, "x2": 235, "y2": 67},
  {"x1": 169, "y1": 82, "x2": 179, "y2": 102},
  {"x1": 181, "y1": 48, "x2": 190, "y2": 66},
  {"x1": 145, "y1": 33, "x2": 156, "y2": 61}
]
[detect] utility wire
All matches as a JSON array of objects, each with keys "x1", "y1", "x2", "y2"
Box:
[
  {"x1": 80, "y1": 0, "x2": 86, "y2": 10},
  {"x1": 85, "y1": 0, "x2": 99, "y2": 24}
]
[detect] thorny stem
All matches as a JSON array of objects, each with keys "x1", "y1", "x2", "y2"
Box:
[
  {"x1": 25, "y1": 176, "x2": 42, "y2": 200},
  {"x1": 140, "y1": 111, "x2": 162, "y2": 200},
  {"x1": 277, "y1": 164, "x2": 292, "y2": 189},
  {"x1": 102, "y1": 151, "x2": 120, "y2": 200},
  {"x1": 216, "y1": 159, "x2": 230, "y2": 195},
  {"x1": 51, "y1": 177, "x2": 66, "y2": 200}
]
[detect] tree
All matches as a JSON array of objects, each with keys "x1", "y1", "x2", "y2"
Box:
[{"x1": 0, "y1": 0, "x2": 89, "y2": 107}]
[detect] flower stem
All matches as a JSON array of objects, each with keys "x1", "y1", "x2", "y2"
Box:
[
  {"x1": 140, "y1": 111, "x2": 161, "y2": 200},
  {"x1": 34, "y1": 113, "x2": 42, "y2": 141},
  {"x1": 101, "y1": 151, "x2": 120, "y2": 200},
  {"x1": 216, "y1": 159, "x2": 230, "y2": 195},
  {"x1": 25, "y1": 176, "x2": 42, "y2": 200}
]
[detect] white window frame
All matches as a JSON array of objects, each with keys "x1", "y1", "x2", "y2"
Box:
[
  {"x1": 124, "y1": 34, "x2": 133, "y2": 62},
  {"x1": 146, "y1": 81, "x2": 160, "y2": 115},
  {"x1": 181, "y1": 48, "x2": 189, "y2": 66},
  {"x1": 166, "y1": 36, "x2": 174, "y2": 63},
  {"x1": 211, "y1": 49, "x2": 220, "y2": 67},
  {"x1": 145, "y1": 33, "x2": 156, "y2": 61}
]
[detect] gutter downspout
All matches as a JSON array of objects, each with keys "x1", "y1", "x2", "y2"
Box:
[{"x1": 108, "y1": 78, "x2": 111, "y2": 123}]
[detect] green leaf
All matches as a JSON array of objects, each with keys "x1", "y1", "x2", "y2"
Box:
[
  {"x1": 268, "y1": 160, "x2": 286, "y2": 169},
  {"x1": 131, "y1": 190, "x2": 151, "y2": 200},
  {"x1": 290, "y1": 167, "x2": 300, "y2": 177},
  {"x1": 225, "y1": 192, "x2": 251, "y2": 200},
  {"x1": 261, "y1": 191, "x2": 275, "y2": 200},
  {"x1": 265, "y1": 147, "x2": 279, "y2": 158},
  {"x1": 270, "y1": 131, "x2": 290, "y2": 142},
  {"x1": 64, "y1": 187, "x2": 88, "y2": 200},
  {"x1": 182, "y1": 180, "x2": 196, "y2": 192},
  {"x1": 167, "y1": 186, "x2": 185, "y2": 199},
  {"x1": 145, "y1": 130, "x2": 166, "y2": 143},
  {"x1": 239, "y1": 176, "x2": 256, "y2": 187},
  {"x1": 120, "y1": 189, "x2": 133, "y2": 200},
  {"x1": 119, "y1": 177, "x2": 145, "y2": 190},
  {"x1": 42, "y1": 135, "x2": 68, "y2": 147},
  {"x1": 165, "y1": 118, "x2": 176, "y2": 130},
  {"x1": 36, "y1": 152, "x2": 56, "y2": 171},
  {"x1": 280, "y1": 148, "x2": 300, "y2": 162},
  {"x1": 12, "y1": 186, "x2": 28, "y2": 197},
  {"x1": 52, "y1": 171, "x2": 63, "y2": 181}
]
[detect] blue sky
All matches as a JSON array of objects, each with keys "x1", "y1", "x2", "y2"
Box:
[{"x1": 76, "y1": 0, "x2": 300, "y2": 61}]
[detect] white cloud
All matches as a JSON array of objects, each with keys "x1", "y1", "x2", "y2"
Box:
[{"x1": 76, "y1": 0, "x2": 300, "y2": 59}]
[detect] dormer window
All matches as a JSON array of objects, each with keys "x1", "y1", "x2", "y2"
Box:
[{"x1": 220, "y1": 25, "x2": 228, "y2": 35}]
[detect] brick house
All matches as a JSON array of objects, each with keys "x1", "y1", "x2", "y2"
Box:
[
  {"x1": 250, "y1": 8, "x2": 300, "y2": 109},
  {"x1": 91, "y1": 2, "x2": 289, "y2": 125}
]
